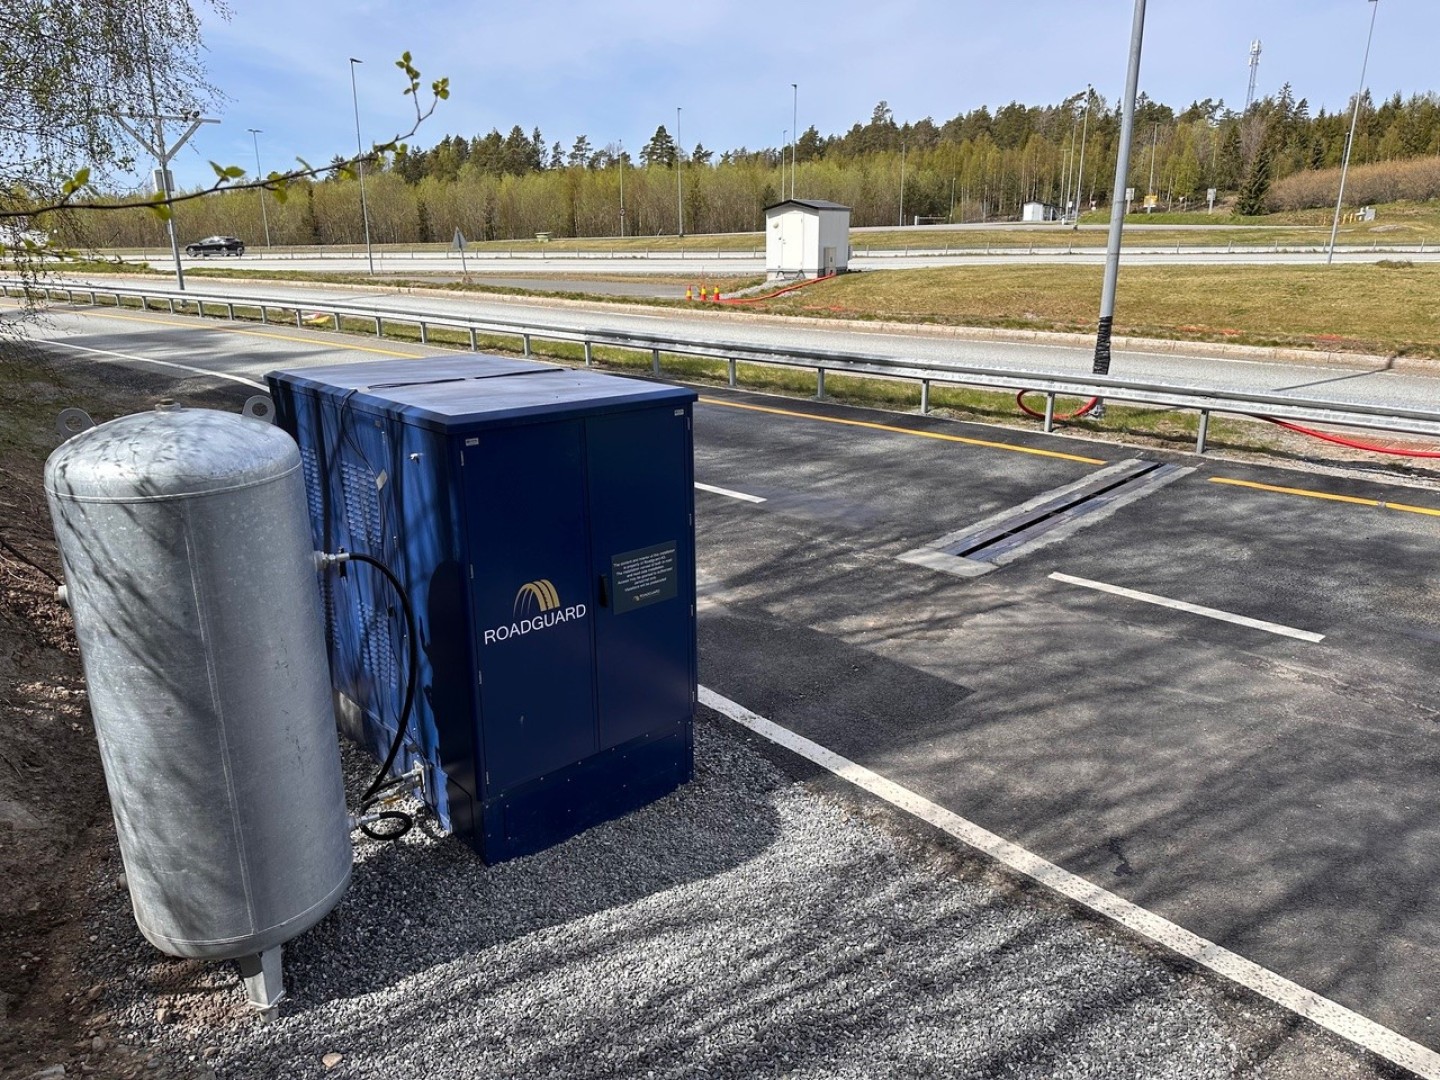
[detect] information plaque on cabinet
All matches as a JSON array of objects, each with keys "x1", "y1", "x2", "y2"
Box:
[{"x1": 611, "y1": 541, "x2": 678, "y2": 614}]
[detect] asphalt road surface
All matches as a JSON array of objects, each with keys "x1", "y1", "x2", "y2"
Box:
[
  {"x1": 12, "y1": 303, "x2": 1440, "y2": 1074},
  {"x1": 39, "y1": 274, "x2": 1440, "y2": 418},
  {"x1": 146, "y1": 244, "x2": 1440, "y2": 275}
]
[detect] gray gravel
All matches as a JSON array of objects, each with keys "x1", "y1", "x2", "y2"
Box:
[{"x1": 75, "y1": 713, "x2": 1398, "y2": 1080}]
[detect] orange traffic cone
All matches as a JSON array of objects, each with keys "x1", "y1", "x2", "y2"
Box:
[
  {"x1": 710, "y1": 287, "x2": 720, "y2": 302},
  {"x1": 685, "y1": 286, "x2": 693, "y2": 301}
]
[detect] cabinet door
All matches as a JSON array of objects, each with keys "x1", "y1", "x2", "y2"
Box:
[
  {"x1": 585, "y1": 405, "x2": 696, "y2": 750},
  {"x1": 464, "y1": 421, "x2": 598, "y2": 792}
]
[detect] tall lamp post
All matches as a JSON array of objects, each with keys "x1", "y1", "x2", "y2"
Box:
[
  {"x1": 618, "y1": 140, "x2": 626, "y2": 237},
  {"x1": 898, "y1": 141, "x2": 907, "y2": 227},
  {"x1": 247, "y1": 128, "x2": 271, "y2": 249},
  {"x1": 791, "y1": 82, "x2": 798, "y2": 199},
  {"x1": 1328, "y1": 0, "x2": 1381, "y2": 265},
  {"x1": 676, "y1": 106, "x2": 684, "y2": 238},
  {"x1": 349, "y1": 57, "x2": 375, "y2": 275},
  {"x1": 1091, "y1": 0, "x2": 1147, "y2": 404},
  {"x1": 1072, "y1": 86, "x2": 1092, "y2": 226}
]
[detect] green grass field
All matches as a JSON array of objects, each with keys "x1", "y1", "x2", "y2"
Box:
[{"x1": 756, "y1": 262, "x2": 1440, "y2": 359}]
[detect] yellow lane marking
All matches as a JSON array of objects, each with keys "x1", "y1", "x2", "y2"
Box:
[
  {"x1": 1210, "y1": 476, "x2": 1440, "y2": 517},
  {"x1": 60, "y1": 307, "x2": 427, "y2": 359},
  {"x1": 698, "y1": 397, "x2": 1107, "y2": 465}
]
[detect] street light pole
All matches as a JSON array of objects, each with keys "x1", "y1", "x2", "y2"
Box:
[
  {"x1": 1092, "y1": 0, "x2": 1147, "y2": 392},
  {"x1": 899, "y1": 142, "x2": 906, "y2": 227},
  {"x1": 791, "y1": 82, "x2": 798, "y2": 199},
  {"x1": 618, "y1": 140, "x2": 626, "y2": 237},
  {"x1": 248, "y1": 128, "x2": 271, "y2": 249},
  {"x1": 349, "y1": 57, "x2": 375, "y2": 275},
  {"x1": 676, "y1": 106, "x2": 684, "y2": 238},
  {"x1": 1328, "y1": 0, "x2": 1381, "y2": 265},
  {"x1": 1072, "y1": 86, "x2": 1092, "y2": 226},
  {"x1": 119, "y1": 6, "x2": 215, "y2": 290}
]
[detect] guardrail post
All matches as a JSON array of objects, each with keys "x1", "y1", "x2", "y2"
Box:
[
  {"x1": 332, "y1": 311, "x2": 341, "y2": 332},
  {"x1": 1043, "y1": 393, "x2": 1056, "y2": 433},
  {"x1": 420, "y1": 321, "x2": 429, "y2": 344},
  {"x1": 469, "y1": 327, "x2": 478, "y2": 351},
  {"x1": 816, "y1": 368, "x2": 827, "y2": 400},
  {"x1": 523, "y1": 333, "x2": 532, "y2": 357},
  {"x1": 651, "y1": 348, "x2": 661, "y2": 375},
  {"x1": 1196, "y1": 410, "x2": 1210, "y2": 455},
  {"x1": 89, "y1": 290, "x2": 97, "y2": 306},
  {"x1": 167, "y1": 297, "x2": 176, "y2": 314},
  {"x1": 920, "y1": 380, "x2": 930, "y2": 414},
  {"x1": 260, "y1": 306, "x2": 268, "y2": 325},
  {"x1": 226, "y1": 302, "x2": 234, "y2": 320},
  {"x1": 373, "y1": 316, "x2": 382, "y2": 336},
  {"x1": 728, "y1": 359, "x2": 737, "y2": 387},
  {"x1": 583, "y1": 341, "x2": 593, "y2": 367},
  {"x1": 295, "y1": 309, "x2": 303, "y2": 328}
]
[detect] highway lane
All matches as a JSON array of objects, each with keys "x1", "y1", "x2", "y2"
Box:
[
  {"x1": 689, "y1": 388, "x2": 1440, "y2": 1054},
  {"x1": 17, "y1": 306, "x2": 1440, "y2": 1069},
  {"x1": 36, "y1": 273, "x2": 1440, "y2": 417},
  {"x1": 137, "y1": 244, "x2": 1440, "y2": 276}
]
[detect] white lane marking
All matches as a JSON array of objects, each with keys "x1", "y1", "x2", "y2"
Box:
[
  {"x1": 698, "y1": 685, "x2": 1440, "y2": 1079},
  {"x1": 1048, "y1": 572, "x2": 1325, "y2": 643},
  {"x1": 44, "y1": 340, "x2": 266, "y2": 390},
  {"x1": 694, "y1": 482, "x2": 765, "y2": 504}
]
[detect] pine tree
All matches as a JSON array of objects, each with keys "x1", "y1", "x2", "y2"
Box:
[
  {"x1": 1236, "y1": 143, "x2": 1273, "y2": 215},
  {"x1": 640, "y1": 125, "x2": 676, "y2": 167}
]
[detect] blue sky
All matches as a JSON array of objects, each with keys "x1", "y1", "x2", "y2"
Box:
[{"x1": 150, "y1": 0, "x2": 1436, "y2": 189}]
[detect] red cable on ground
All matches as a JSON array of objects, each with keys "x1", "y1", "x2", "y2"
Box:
[
  {"x1": 718, "y1": 272, "x2": 837, "y2": 305},
  {"x1": 1015, "y1": 390, "x2": 1101, "y2": 421},
  {"x1": 1259, "y1": 417, "x2": 1440, "y2": 459}
]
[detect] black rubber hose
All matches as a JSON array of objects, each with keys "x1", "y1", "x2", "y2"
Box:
[{"x1": 342, "y1": 551, "x2": 420, "y2": 839}]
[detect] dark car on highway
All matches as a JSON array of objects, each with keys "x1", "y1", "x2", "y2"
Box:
[{"x1": 185, "y1": 235, "x2": 245, "y2": 257}]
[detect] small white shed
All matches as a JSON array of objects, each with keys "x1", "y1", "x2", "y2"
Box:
[
  {"x1": 764, "y1": 199, "x2": 851, "y2": 280},
  {"x1": 1021, "y1": 202, "x2": 1060, "y2": 223}
]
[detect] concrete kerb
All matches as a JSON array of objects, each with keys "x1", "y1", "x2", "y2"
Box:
[{"x1": 52, "y1": 271, "x2": 1438, "y2": 378}]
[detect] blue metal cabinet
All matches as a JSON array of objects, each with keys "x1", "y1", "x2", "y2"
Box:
[{"x1": 266, "y1": 356, "x2": 697, "y2": 862}]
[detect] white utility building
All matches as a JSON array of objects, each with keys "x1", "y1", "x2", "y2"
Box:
[
  {"x1": 764, "y1": 199, "x2": 851, "y2": 280},
  {"x1": 1021, "y1": 202, "x2": 1060, "y2": 223}
]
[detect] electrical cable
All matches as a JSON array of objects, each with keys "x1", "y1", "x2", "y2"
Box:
[
  {"x1": 718, "y1": 272, "x2": 837, "y2": 305},
  {"x1": 338, "y1": 551, "x2": 420, "y2": 842},
  {"x1": 1012, "y1": 391, "x2": 1440, "y2": 459},
  {"x1": 1258, "y1": 417, "x2": 1440, "y2": 459},
  {"x1": 1015, "y1": 390, "x2": 1100, "y2": 421},
  {"x1": 0, "y1": 535, "x2": 62, "y2": 586}
]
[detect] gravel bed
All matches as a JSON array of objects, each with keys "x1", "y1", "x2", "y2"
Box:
[{"x1": 68, "y1": 712, "x2": 1387, "y2": 1080}]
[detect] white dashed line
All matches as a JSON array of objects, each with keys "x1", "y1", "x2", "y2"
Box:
[
  {"x1": 697, "y1": 685, "x2": 1440, "y2": 1080},
  {"x1": 1048, "y1": 572, "x2": 1325, "y2": 643},
  {"x1": 694, "y1": 482, "x2": 765, "y2": 504}
]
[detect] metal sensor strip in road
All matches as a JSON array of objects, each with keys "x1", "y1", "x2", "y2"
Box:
[{"x1": 898, "y1": 459, "x2": 1192, "y2": 579}]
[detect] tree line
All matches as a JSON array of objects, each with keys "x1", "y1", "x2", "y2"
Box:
[{"x1": 63, "y1": 86, "x2": 1440, "y2": 249}]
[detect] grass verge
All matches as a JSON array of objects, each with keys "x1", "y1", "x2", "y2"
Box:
[{"x1": 758, "y1": 263, "x2": 1440, "y2": 359}]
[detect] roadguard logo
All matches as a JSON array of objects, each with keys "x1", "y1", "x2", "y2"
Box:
[{"x1": 483, "y1": 579, "x2": 587, "y2": 644}]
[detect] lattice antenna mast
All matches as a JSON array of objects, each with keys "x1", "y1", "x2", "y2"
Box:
[{"x1": 1245, "y1": 39, "x2": 1262, "y2": 110}]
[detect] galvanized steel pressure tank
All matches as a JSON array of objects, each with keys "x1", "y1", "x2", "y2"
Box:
[{"x1": 45, "y1": 403, "x2": 351, "y2": 1012}]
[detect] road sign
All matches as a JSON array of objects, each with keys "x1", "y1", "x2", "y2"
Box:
[{"x1": 452, "y1": 228, "x2": 466, "y2": 251}]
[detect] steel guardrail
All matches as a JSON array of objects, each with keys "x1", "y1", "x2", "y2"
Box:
[{"x1": 7, "y1": 277, "x2": 1440, "y2": 454}]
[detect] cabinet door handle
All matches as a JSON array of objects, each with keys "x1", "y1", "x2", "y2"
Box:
[{"x1": 597, "y1": 574, "x2": 610, "y2": 608}]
